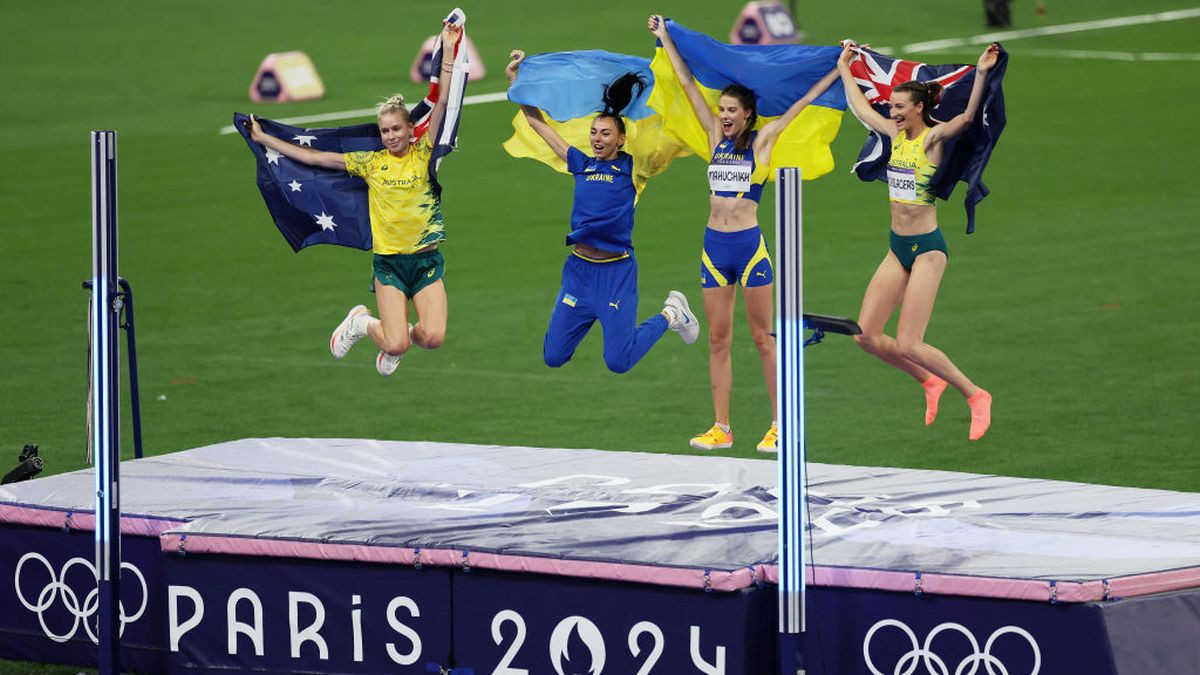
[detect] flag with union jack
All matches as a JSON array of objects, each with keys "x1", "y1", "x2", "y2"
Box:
[
  {"x1": 847, "y1": 45, "x2": 1008, "y2": 233},
  {"x1": 235, "y1": 8, "x2": 470, "y2": 252}
]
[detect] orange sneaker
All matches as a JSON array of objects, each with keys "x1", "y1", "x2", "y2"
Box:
[
  {"x1": 923, "y1": 375, "x2": 949, "y2": 426},
  {"x1": 968, "y1": 389, "x2": 992, "y2": 441}
]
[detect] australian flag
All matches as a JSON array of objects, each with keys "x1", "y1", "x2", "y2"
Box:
[
  {"x1": 235, "y1": 8, "x2": 469, "y2": 252},
  {"x1": 848, "y1": 45, "x2": 1008, "y2": 233}
]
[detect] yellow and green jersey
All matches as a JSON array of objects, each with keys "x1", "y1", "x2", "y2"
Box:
[
  {"x1": 345, "y1": 136, "x2": 444, "y2": 254},
  {"x1": 887, "y1": 128, "x2": 937, "y2": 206}
]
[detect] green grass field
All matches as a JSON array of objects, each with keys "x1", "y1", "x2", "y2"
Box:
[{"x1": 2, "y1": 0, "x2": 1199, "y2": 670}]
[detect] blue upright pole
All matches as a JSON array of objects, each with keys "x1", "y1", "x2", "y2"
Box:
[
  {"x1": 775, "y1": 167, "x2": 807, "y2": 673},
  {"x1": 90, "y1": 130, "x2": 122, "y2": 674}
]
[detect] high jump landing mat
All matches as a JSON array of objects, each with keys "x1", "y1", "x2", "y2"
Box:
[{"x1": 0, "y1": 438, "x2": 1198, "y2": 673}]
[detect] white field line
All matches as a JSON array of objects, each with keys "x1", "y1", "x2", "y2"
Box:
[
  {"x1": 218, "y1": 90, "x2": 509, "y2": 135},
  {"x1": 917, "y1": 47, "x2": 1200, "y2": 61},
  {"x1": 904, "y1": 7, "x2": 1200, "y2": 52}
]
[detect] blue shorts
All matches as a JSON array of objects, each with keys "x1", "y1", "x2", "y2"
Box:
[{"x1": 700, "y1": 227, "x2": 773, "y2": 288}]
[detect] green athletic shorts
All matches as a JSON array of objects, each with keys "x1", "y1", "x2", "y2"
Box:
[
  {"x1": 889, "y1": 229, "x2": 948, "y2": 271},
  {"x1": 371, "y1": 249, "x2": 445, "y2": 297}
]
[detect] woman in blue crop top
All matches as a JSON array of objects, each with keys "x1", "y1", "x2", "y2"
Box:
[
  {"x1": 650, "y1": 15, "x2": 839, "y2": 453},
  {"x1": 837, "y1": 41, "x2": 999, "y2": 441},
  {"x1": 506, "y1": 50, "x2": 701, "y2": 375}
]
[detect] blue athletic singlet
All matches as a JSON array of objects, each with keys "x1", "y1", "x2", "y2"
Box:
[
  {"x1": 707, "y1": 131, "x2": 770, "y2": 203},
  {"x1": 566, "y1": 146, "x2": 636, "y2": 254}
]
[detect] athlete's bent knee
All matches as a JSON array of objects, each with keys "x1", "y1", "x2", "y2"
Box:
[
  {"x1": 543, "y1": 348, "x2": 569, "y2": 368},
  {"x1": 380, "y1": 337, "x2": 410, "y2": 356},
  {"x1": 604, "y1": 357, "x2": 633, "y2": 375},
  {"x1": 853, "y1": 332, "x2": 878, "y2": 353},
  {"x1": 419, "y1": 330, "x2": 445, "y2": 350},
  {"x1": 896, "y1": 339, "x2": 924, "y2": 363}
]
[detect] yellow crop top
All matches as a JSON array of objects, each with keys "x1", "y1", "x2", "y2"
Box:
[{"x1": 887, "y1": 128, "x2": 937, "y2": 206}]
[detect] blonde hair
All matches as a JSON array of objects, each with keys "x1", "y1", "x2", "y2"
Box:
[{"x1": 376, "y1": 93, "x2": 411, "y2": 122}]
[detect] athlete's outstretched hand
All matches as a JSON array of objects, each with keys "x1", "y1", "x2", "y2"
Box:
[
  {"x1": 440, "y1": 22, "x2": 462, "y2": 45},
  {"x1": 648, "y1": 14, "x2": 667, "y2": 39},
  {"x1": 243, "y1": 114, "x2": 265, "y2": 143},
  {"x1": 837, "y1": 40, "x2": 857, "y2": 70},
  {"x1": 506, "y1": 49, "x2": 526, "y2": 85},
  {"x1": 977, "y1": 43, "x2": 1001, "y2": 72}
]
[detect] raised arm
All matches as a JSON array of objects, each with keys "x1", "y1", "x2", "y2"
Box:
[
  {"x1": 648, "y1": 14, "x2": 721, "y2": 147},
  {"x1": 506, "y1": 50, "x2": 571, "y2": 161},
  {"x1": 836, "y1": 42, "x2": 895, "y2": 137},
  {"x1": 928, "y1": 43, "x2": 1000, "y2": 144},
  {"x1": 244, "y1": 115, "x2": 345, "y2": 170},
  {"x1": 426, "y1": 22, "x2": 463, "y2": 141},
  {"x1": 754, "y1": 66, "x2": 840, "y2": 158}
]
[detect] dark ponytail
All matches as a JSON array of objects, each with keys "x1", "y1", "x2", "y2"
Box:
[
  {"x1": 719, "y1": 84, "x2": 758, "y2": 153},
  {"x1": 893, "y1": 80, "x2": 942, "y2": 126},
  {"x1": 596, "y1": 71, "x2": 647, "y2": 135}
]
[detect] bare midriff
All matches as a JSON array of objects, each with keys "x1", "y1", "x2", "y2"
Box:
[
  {"x1": 889, "y1": 201, "x2": 938, "y2": 236},
  {"x1": 572, "y1": 243, "x2": 625, "y2": 260},
  {"x1": 707, "y1": 195, "x2": 759, "y2": 233}
]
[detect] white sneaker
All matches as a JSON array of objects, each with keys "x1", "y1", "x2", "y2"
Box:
[
  {"x1": 330, "y1": 305, "x2": 369, "y2": 359},
  {"x1": 664, "y1": 290, "x2": 699, "y2": 344},
  {"x1": 376, "y1": 350, "x2": 403, "y2": 376}
]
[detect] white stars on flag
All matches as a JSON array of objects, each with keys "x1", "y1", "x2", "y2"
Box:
[
  {"x1": 293, "y1": 135, "x2": 317, "y2": 147},
  {"x1": 264, "y1": 147, "x2": 283, "y2": 165},
  {"x1": 288, "y1": 180, "x2": 303, "y2": 192},
  {"x1": 314, "y1": 212, "x2": 337, "y2": 231}
]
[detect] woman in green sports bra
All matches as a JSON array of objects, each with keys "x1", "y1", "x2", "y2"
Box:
[{"x1": 836, "y1": 41, "x2": 1000, "y2": 442}]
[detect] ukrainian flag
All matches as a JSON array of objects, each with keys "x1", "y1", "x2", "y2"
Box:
[
  {"x1": 648, "y1": 20, "x2": 846, "y2": 180},
  {"x1": 503, "y1": 50, "x2": 690, "y2": 195}
]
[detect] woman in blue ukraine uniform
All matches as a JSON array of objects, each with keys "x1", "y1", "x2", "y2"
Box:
[
  {"x1": 651, "y1": 15, "x2": 839, "y2": 452},
  {"x1": 506, "y1": 51, "x2": 700, "y2": 374},
  {"x1": 247, "y1": 23, "x2": 462, "y2": 377},
  {"x1": 837, "y1": 41, "x2": 999, "y2": 441}
]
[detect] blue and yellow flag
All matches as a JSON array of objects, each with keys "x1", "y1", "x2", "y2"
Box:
[
  {"x1": 648, "y1": 20, "x2": 846, "y2": 180},
  {"x1": 503, "y1": 50, "x2": 690, "y2": 195}
]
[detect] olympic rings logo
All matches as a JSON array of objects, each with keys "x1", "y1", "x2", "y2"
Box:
[
  {"x1": 863, "y1": 619, "x2": 1041, "y2": 675},
  {"x1": 13, "y1": 552, "x2": 147, "y2": 643}
]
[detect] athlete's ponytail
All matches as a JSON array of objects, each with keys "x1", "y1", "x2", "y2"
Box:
[
  {"x1": 597, "y1": 71, "x2": 648, "y2": 133},
  {"x1": 894, "y1": 80, "x2": 942, "y2": 126},
  {"x1": 719, "y1": 84, "x2": 758, "y2": 153},
  {"x1": 596, "y1": 71, "x2": 647, "y2": 135}
]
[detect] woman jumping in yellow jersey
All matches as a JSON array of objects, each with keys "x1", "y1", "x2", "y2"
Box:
[
  {"x1": 649, "y1": 14, "x2": 839, "y2": 453},
  {"x1": 837, "y1": 41, "x2": 999, "y2": 440},
  {"x1": 245, "y1": 23, "x2": 462, "y2": 377}
]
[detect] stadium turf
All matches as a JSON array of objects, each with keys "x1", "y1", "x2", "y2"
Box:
[{"x1": 1, "y1": 0, "x2": 1198, "y2": 669}]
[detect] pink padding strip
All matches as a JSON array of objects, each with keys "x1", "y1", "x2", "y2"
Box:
[
  {"x1": 158, "y1": 534, "x2": 762, "y2": 592},
  {"x1": 0, "y1": 505, "x2": 183, "y2": 537},
  {"x1": 1108, "y1": 567, "x2": 1200, "y2": 599},
  {"x1": 762, "y1": 564, "x2": 1200, "y2": 603}
]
